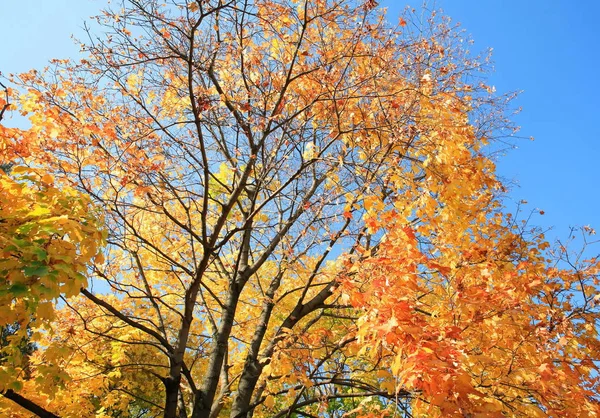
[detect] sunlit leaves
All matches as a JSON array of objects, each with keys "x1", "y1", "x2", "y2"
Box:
[
  {"x1": 0, "y1": 166, "x2": 105, "y2": 408},
  {"x1": 1, "y1": 0, "x2": 598, "y2": 417},
  {"x1": 0, "y1": 167, "x2": 105, "y2": 327}
]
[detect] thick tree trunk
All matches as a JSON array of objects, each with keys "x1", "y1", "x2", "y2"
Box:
[
  {"x1": 229, "y1": 281, "x2": 336, "y2": 417},
  {"x1": 163, "y1": 251, "x2": 214, "y2": 418},
  {"x1": 190, "y1": 197, "x2": 257, "y2": 418},
  {"x1": 229, "y1": 274, "x2": 282, "y2": 418},
  {"x1": 230, "y1": 359, "x2": 262, "y2": 418},
  {"x1": 164, "y1": 375, "x2": 182, "y2": 418},
  {"x1": 191, "y1": 287, "x2": 242, "y2": 418}
]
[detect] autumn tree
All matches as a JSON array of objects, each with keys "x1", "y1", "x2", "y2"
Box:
[
  {"x1": 0, "y1": 81, "x2": 106, "y2": 417},
  {"x1": 1, "y1": 0, "x2": 599, "y2": 417}
]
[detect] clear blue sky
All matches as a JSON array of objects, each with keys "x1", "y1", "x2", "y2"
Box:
[
  {"x1": 382, "y1": 0, "x2": 600, "y2": 243},
  {"x1": 1, "y1": 0, "x2": 598, "y2": 242}
]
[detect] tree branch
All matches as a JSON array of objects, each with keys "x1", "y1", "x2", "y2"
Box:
[{"x1": 2, "y1": 389, "x2": 60, "y2": 418}]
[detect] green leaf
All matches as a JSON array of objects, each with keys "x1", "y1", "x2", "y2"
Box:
[
  {"x1": 9, "y1": 380, "x2": 23, "y2": 392},
  {"x1": 23, "y1": 265, "x2": 50, "y2": 277},
  {"x1": 9, "y1": 283, "x2": 28, "y2": 296},
  {"x1": 12, "y1": 238, "x2": 30, "y2": 248},
  {"x1": 32, "y1": 247, "x2": 48, "y2": 261},
  {"x1": 16, "y1": 222, "x2": 36, "y2": 234},
  {"x1": 40, "y1": 227, "x2": 58, "y2": 235}
]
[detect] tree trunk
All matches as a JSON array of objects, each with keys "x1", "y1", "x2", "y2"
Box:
[
  {"x1": 229, "y1": 276, "x2": 281, "y2": 418},
  {"x1": 164, "y1": 375, "x2": 182, "y2": 418},
  {"x1": 191, "y1": 287, "x2": 242, "y2": 418}
]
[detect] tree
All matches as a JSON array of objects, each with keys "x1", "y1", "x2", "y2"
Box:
[
  {"x1": 0, "y1": 83, "x2": 106, "y2": 417},
  {"x1": 1, "y1": 0, "x2": 599, "y2": 417}
]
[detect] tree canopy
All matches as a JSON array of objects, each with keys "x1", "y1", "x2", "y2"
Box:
[{"x1": 1, "y1": 1, "x2": 599, "y2": 417}]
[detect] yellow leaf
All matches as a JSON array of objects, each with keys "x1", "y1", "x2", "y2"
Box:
[
  {"x1": 37, "y1": 302, "x2": 55, "y2": 320},
  {"x1": 264, "y1": 395, "x2": 275, "y2": 409}
]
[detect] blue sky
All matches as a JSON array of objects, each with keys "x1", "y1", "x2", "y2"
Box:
[
  {"x1": 1, "y1": 0, "x2": 598, "y2": 242},
  {"x1": 383, "y1": 0, "x2": 600, "y2": 243}
]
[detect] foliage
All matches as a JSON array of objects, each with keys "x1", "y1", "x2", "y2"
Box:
[
  {"x1": 0, "y1": 165, "x2": 106, "y2": 397},
  {"x1": 0, "y1": 167, "x2": 105, "y2": 316},
  {"x1": 0, "y1": 84, "x2": 106, "y2": 412},
  {"x1": 1, "y1": 0, "x2": 599, "y2": 417}
]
